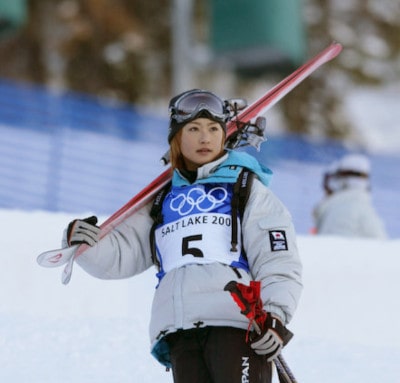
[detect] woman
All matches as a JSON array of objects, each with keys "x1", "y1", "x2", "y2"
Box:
[{"x1": 64, "y1": 89, "x2": 302, "y2": 383}]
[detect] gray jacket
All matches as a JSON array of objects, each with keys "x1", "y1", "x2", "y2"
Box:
[{"x1": 75, "y1": 157, "x2": 302, "y2": 366}]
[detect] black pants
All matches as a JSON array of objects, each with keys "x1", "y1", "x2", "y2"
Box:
[{"x1": 166, "y1": 326, "x2": 272, "y2": 383}]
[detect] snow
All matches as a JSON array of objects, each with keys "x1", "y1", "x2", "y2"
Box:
[{"x1": 1, "y1": 209, "x2": 399, "y2": 382}]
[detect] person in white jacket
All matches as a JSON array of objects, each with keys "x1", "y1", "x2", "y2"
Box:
[
  {"x1": 313, "y1": 153, "x2": 387, "y2": 238},
  {"x1": 63, "y1": 89, "x2": 302, "y2": 383}
]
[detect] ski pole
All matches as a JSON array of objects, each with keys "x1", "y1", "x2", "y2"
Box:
[
  {"x1": 249, "y1": 318, "x2": 297, "y2": 383},
  {"x1": 224, "y1": 280, "x2": 298, "y2": 383}
]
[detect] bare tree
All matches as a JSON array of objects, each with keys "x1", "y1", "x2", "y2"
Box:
[
  {"x1": 281, "y1": 0, "x2": 400, "y2": 138},
  {"x1": 0, "y1": 0, "x2": 171, "y2": 103}
]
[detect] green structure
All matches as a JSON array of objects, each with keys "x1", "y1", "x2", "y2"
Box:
[
  {"x1": 209, "y1": 0, "x2": 306, "y2": 73},
  {"x1": 0, "y1": 0, "x2": 27, "y2": 36}
]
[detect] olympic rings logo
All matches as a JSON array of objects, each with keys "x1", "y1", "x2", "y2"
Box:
[{"x1": 170, "y1": 186, "x2": 228, "y2": 215}]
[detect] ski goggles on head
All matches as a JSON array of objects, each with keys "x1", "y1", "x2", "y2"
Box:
[{"x1": 169, "y1": 90, "x2": 229, "y2": 124}]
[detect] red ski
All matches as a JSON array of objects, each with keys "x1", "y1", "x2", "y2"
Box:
[{"x1": 37, "y1": 42, "x2": 342, "y2": 284}]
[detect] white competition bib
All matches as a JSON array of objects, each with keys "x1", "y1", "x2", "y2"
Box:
[{"x1": 154, "y1": 184, "x2": 248, "y2": 276}]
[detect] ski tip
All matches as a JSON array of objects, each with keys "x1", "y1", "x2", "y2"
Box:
[
  {"x1": 61, "y1": 273, "x2": 72, "y2": 285},
  {"x1": 61, "y1": 266, "x2": 73, "y2": 285},
  {"x1": 37, "y1": 251, "x2": 62, "y2": 264},
  {"x1": 37, "y1": 250, "x2": 65, "y2": 267},
  {"x1": 36, "y1": 246, "x2": 77, "y2": 268},
  {"x1": 328, "y1": 41, "x2": 343, "y2": 57},
  {"x1": 311, "y1": 41, "x2": 343, "y2": 67}
]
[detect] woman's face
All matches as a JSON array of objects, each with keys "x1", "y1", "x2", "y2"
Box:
[{"x1": 180, "y1": 118, "x2": 225, "y2": 171}]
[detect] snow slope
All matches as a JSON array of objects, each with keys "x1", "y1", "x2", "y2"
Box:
[{"x1": 1, "y1": 209, "x2": 399, "y2": 383}]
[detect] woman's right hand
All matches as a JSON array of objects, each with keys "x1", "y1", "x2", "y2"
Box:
[{"x1": 64, "y1": 216, "x2": 100, "y2": 247}]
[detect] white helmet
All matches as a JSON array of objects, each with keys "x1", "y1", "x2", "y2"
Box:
[
  {"x1": 324, "y1": 154, "x2": 370, "y2": 193},
  {"x1": 337, "y1": 154, "x2": 370, "y2": 175}
]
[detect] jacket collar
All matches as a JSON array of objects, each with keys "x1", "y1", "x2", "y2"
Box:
[{"x1": 172, "y1": 150, "x2": 272, "y2": 187}]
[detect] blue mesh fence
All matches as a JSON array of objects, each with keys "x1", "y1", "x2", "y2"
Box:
[
  {"x1": 0, "y1": 79, "x2": 168, "y2": 214},
  {"x1": 0, "y1": 78, "x2": 399, "y2": 237}
]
